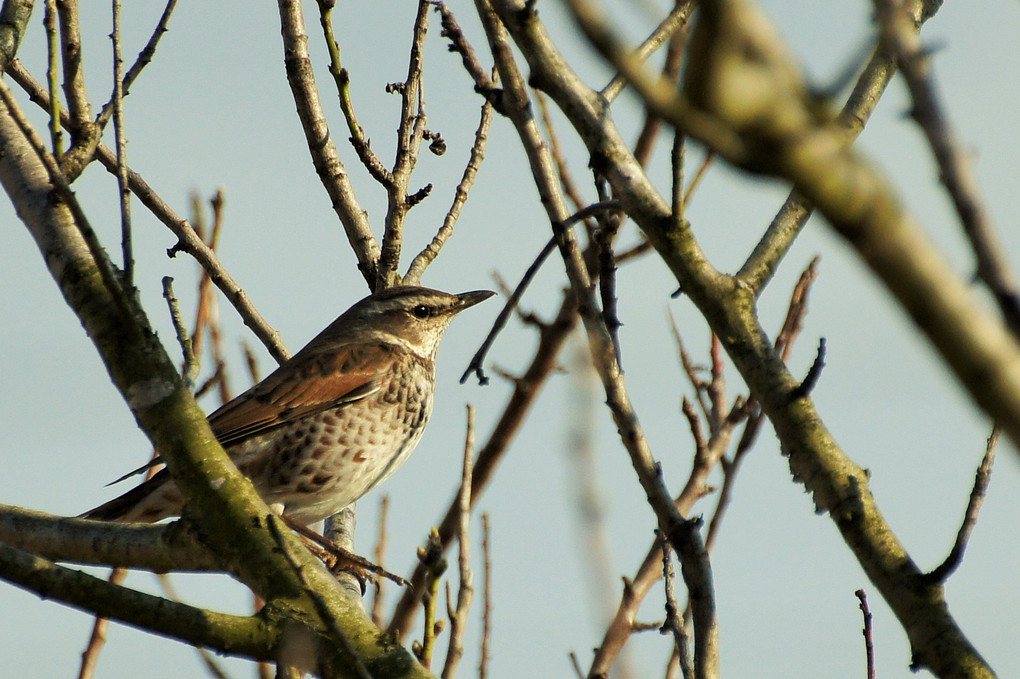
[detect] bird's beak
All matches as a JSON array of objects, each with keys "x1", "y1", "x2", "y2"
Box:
[{"x1": 454, "y1": 290, "x2": 496, "y2": 312}]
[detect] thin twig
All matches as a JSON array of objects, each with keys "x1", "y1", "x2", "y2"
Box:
[
  {"x1": 924, "y1": 425, "x2": 999, "y2": 583},
  {"x1": 790, "y1": 338, "x2": 826, "y2": 400},
  {"x1": 377, "y1": 0, "x2": 432, "y2": 289},
  {"x1": 855, "y1": 589, "x2": 876, "y2": 679},
  {"x1": 668, "y1": 311, "x2": 711, "y2": 418},
  {"x1": 111, "y1": 0, "x2": 134, "y2": 285},
  {"x1": 76, "y1": 568, "x2": 127, "y2": 679},
  {"x1": 277, "y1": 0, "x2": 380, "y2": 285},
  {"x1": 55, "y1": 0, "x2": 92, "y2": 129},
  {"x1": 162, "y1": 277, "x2": 199, "y2": 389},
  {"x1": 415, "y1": 529, "x2": 446, "y2": 669},
  {"x1": 659, "y1": 533, "x2": 694, "y2": 679},
  {"x1": 315, "y1": 0, "x2": 391, "y2": 184},
  {"x1": 535, "y1": 89, "x2": 589, "y2": 218},
  {"x1": 406, "y1": 96, "x2": 494, "y2": 283},
  {"x1": 681, "y1": 152, "x2": 714, "y2": 214},
  {"x1": 434, "y1": 1, "x2": 495, "y2": 92},
  {"x1": 441, "y1": 405, "x2": 476, "y2": 679},
  {"x1": 43, "y1": 0, "x2": 62, "y2": 155},
  {"x1": 568, "y1": 651, "x2": 585, "y2": 679},
  {"x1": 593, "y1": 181, "x2": 625, "y2": 364},
  {"x1": 370, "y1": 494, "x2": 391, "y2": 628},
  {"x1": 671, "y1": 129, "x2": 686, "y2": 222},
  {"x1": 96, "y1": 0, "x2": 179, "y2": 128},
  {"x1": 478, "y1": 513, "x2": 492, "y2": 679},
  {"x1": 600, "y1": 2, "x2": 694, "y2": 103},
  {"x1": 189, "y1": 190, "x2": 227, "y2": 370},
  {"x1": 460, "y1": 237, "x2": 557, "y2": 384}
]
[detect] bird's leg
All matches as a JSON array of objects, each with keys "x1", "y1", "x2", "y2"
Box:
[{"x1": 281, "y1": 514, "x2": 408, "y2": 587}]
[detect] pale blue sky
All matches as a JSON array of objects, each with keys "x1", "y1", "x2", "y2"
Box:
[{"x1": 2, "y1": 2, "x2": 1018, "y2": 677}]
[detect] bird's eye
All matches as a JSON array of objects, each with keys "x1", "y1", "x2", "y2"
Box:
[{"x1": 411, "y1": 304, "x2": 432, "y2": 319}]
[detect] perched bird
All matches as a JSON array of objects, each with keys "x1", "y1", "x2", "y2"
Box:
[{"x1": 82, "y1": 286, "x2": 494, "y2": 526}]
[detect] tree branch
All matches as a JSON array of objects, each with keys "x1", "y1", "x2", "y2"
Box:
[
  {"x1": 277, "y1": 0, "x2": 380, "y2": 287},
  {"x1": 0, "y1": 540, "x2": 277, "y2": 660},
  {"x1": 496, "y1": 0, "x2": 994, "y2": 674},
  {"x1": 0, "y1": 506, "x2": 222, "y2": 573},
  {"x1": 873, "y1": 0, "x2": 1020, "y2": 338}
]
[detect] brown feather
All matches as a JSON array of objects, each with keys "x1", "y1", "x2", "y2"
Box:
[{"x1": 208, "y1": 342, "x2": 396, "y2": 449}]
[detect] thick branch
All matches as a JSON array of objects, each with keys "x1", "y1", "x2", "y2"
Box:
[
  {"x1": 0, "y1": 506, "x2": 221, "y2": 573},
  {"x1": 0, "y1": 541, "x2": 276, "y2": 660},
  {"x1": 0, "y1": 80, "x2": 431, "y2": 679},
  {"x1": 0, "y1": 0, "x2": 33, "y2": 71},
  {"x1": 479, "y1": 3, "x2": 719, "y2": 675},
  {"x1": 874, "y1": 0, "x2": 1020, "y2": 337},
  {"x1": 494, "y1": 0, "x2": 994, "y2": 675}
]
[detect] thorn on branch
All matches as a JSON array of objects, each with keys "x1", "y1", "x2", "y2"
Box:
[{"x1": 791, "y1": 337, "x2": 826, "y2": 400}]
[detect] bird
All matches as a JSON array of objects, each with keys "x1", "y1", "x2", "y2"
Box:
[{"x1": 82, "y1": 285, "x2": 494, "y2": 527}]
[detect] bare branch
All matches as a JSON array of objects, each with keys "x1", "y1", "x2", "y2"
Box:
[
  {"x1": 924, "y1": 426, "x2": 999, "y2": 583},
  {"x1": 110, "y1": 0, "x2": 134, "y2": 285},
  {"x1": 406, "y1": 97, "x2": 494, "y2": 283},
  {"x1": 43, "y1": 0, "x2": 62, "y2": 155},
  {"x1": 601, "y1": 2, "x2": 693, "y2": 103},
  {"x1": 76, "y1": 567, "x2": 126, "y2": 679},
  {"x1": 162, "y1": 277, "x2": 199, "y2": 389},
  {"x1": 0, "y1": 0, "x2": 34, "y2": 71},
  {"x1": 855, "y1": 589, "x2": 876, "y2": 679},
  {"x1": 390, "y1": 292, "x2": 578, "y2": 636},
  {"x1": 459, "y1": 237, "x2": 557, "y2": 385},
  {"x1": 277, "y1": 0, "x2": 380, "y2": 286},
  {"x1": 378, "y1": 0, "x2": 432, "y2": 289},
  {"x1": 7, "y1": 61, "x2": 291, "y2": 363},
  {"x1": 315, "y1": 0, "x2": 391, "y2": 184},
  {"x1": 790, "y1": 338, "x2": 826, "y2": 400},
  {"x1": 874, "y1": 0, "x2": 1020, "y2": 338},
  {"x1": 659, "y1": 534, "x2": 694, "y2": 679},
  {"x1": 370, "y1": 495, "x2": 391, "y2": 628},
  {"x1": 441, "y1": 406, "x2": 476, "y2": 679},
  {"x1": 0, "y1": 540, "x2": 275, "y2": 658},
  {"x1": 478, "y1": 514, "x2": 493, "y2": 679}
]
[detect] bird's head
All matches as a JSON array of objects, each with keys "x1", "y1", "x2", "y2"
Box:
[{"x1": 335, "y1": 286, "x2": 495, "y2": 360}]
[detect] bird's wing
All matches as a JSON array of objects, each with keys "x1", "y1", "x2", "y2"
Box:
[{"x1": 209, "y1": 342, "x2": 396, "y2": 449}]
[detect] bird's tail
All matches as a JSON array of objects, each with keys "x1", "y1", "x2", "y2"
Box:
[{"x1": 79, "y1": 469, "x2": 177, "y2": 523}]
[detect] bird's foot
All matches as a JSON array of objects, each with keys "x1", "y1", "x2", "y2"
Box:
[{"x1": 282, "y1": 515, "x2": 408, "y2": 588}]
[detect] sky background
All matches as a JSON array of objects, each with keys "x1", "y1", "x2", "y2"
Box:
[{"x1": 2, "y1": 1, "x2": 1019, "y2": 677}]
